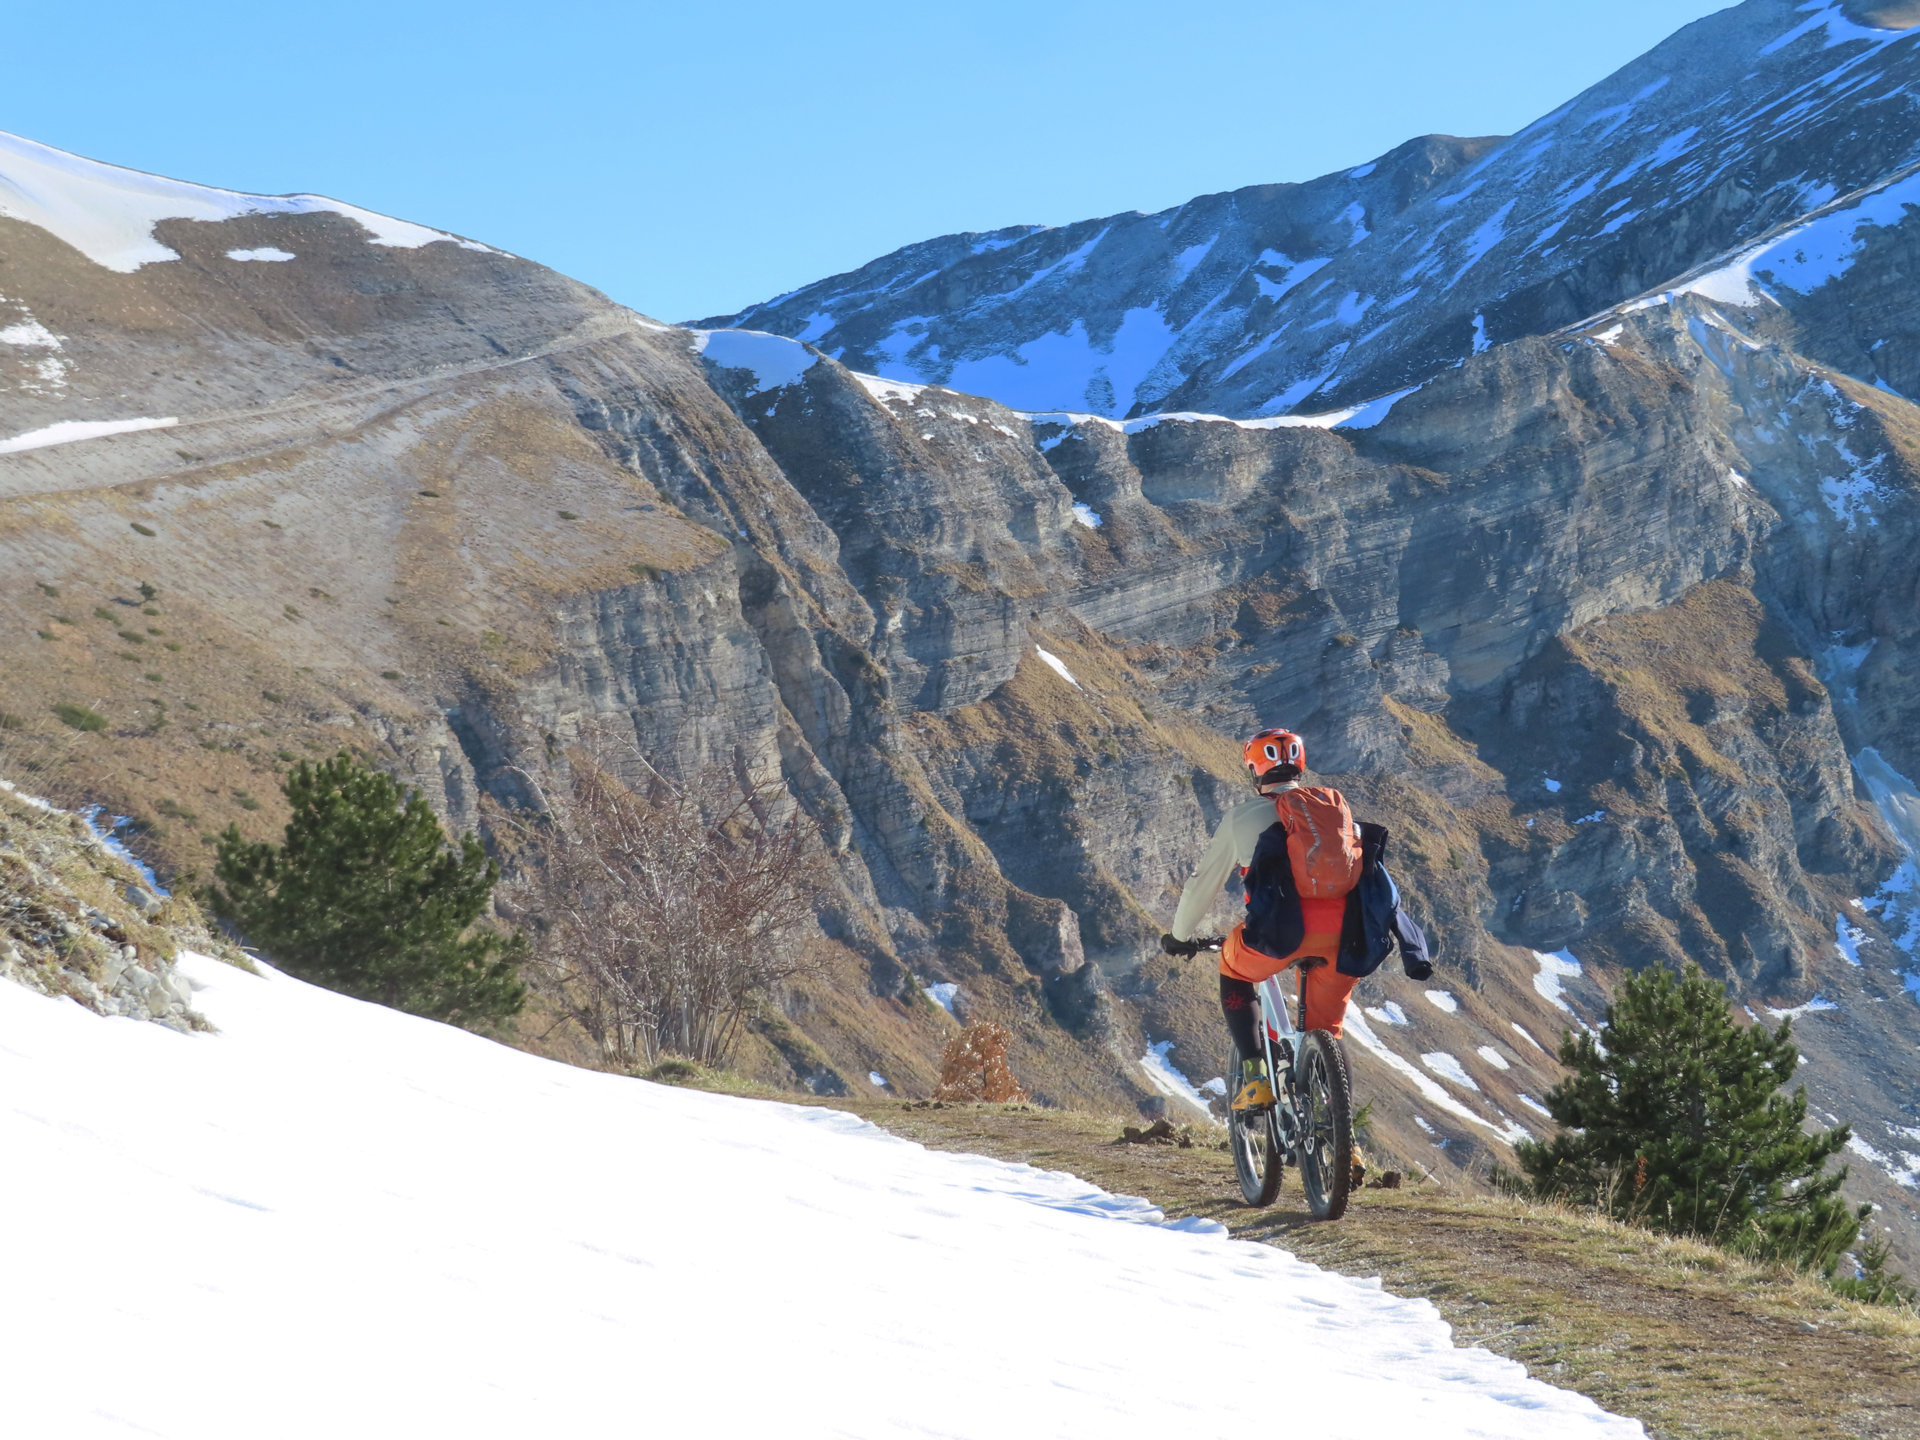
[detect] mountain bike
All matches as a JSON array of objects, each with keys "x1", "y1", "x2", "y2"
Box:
[{"x1": 1191, "y1": 938, "x2": 1355, "y2": 1219}]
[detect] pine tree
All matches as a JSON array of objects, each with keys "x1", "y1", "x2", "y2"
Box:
[
  {"x1": 1516, "y1": 963, "x2": 1866, "y2": 1274},
  {"x1": 213, "y1": 753, "x2": 525, "y2": 1026}
]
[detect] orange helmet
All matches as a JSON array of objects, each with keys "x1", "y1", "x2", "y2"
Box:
[{"x1": 1244, "y1": 727, "x2": 1305, "y2": 783}]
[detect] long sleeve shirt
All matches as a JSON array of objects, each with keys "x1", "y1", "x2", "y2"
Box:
[{"x1": 1171, "y1": 794, "x2": 1283, "y2": 941}]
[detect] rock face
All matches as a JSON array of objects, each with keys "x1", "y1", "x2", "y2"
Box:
[
  {"x1": 0, "y1": 782, "x2": 226, "y2": 1031},
  {"x1": 5, "y1": 0, "x2": 1920, "y2": 1271}
]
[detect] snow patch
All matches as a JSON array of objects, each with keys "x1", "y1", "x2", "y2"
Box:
[
  {"x1": 1070, "y1": 501, "x2": 1103, "y2": 529},
  {"x1": 1660, "y1": 166, "x2": 1920, "y2": 310},
  {"x1": 226, "y1": 247, "x2": 294, "y2": 262},
  {"x1": 1140, "y1": 1041, "x2": 1220, "y2": 1122},
  {"x1": 854, "y1": 371, "x2": 928, "y2": 404},
  {"x1": 1847, "y1": 1134, "x2": 1920, "y2": 1189},
  {"x1": 1532, "y1": 950, "x2": 1582, "y2": 1013},
  {"x1": 1476, "y1": 1046, "x2": 1512, "y2": 1072},
  {"x1": 695, "y1": 329, "x2": 819, "y2": 394},
  {"x1": 0, "y1": 129, "x2": 490, "y2": 272},
  {"x1": 1420, "y1": 1052, "x2": 1480, "y2": 1090},
  {"x1": 0, "y1": 415, "x2": 177, "y2": 455},
  {"x1": 1343, "y1": 1012, "x2": 1530, "y2": 1146},
  {"x1": 1364, "y1": 1001, "x2": 1410, "y2": 1027},
  {"x1": 922, "y1": 981, "x2": 961, "y2": 1016},
  {"x1": 1516, "y1": 1093, "x2": 1553, "y2": 1117},
  {"x1": 945, "y1": 306, "x2": 1176, "y2": 418},
  {"x1": 1342, "y1": 201, "x2": 1371, "y2": 245},
  {"x1": 1423, "y1": 990, "x2": 1459, "y2": 1014},
  {"x1": 1035, "y1": 647, "x2": 1081, "y2": 688},
  {"x1": 1172, "y1": 238, "x2": 1215, "y2": 280},
  {"x1": 0, "y1": 318, "x2": 60, "y2": 347},
  {"x1": 868, "y1": 1071, "x2": 889, "y2": 1089},
  {"x1": 1765, "y1": 995, "x2": 1839, "y2": 1020},
  {"x1": 1543, "y1": 776, "x2": 1563, "y2": 793},
  {"x1": 1252, "y1": 252, "x2": 1331, "y2": 304},
  {"x1": 1835, "y1": 912, "x2": 1867, "y2": 966}
]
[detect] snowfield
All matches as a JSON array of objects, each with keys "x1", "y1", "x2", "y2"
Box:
[{"x1": 1, "y1": 956, "x2": 1642, "y2": 1438}]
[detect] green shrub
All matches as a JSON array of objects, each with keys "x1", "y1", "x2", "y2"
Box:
[
  {"x1": 380, "y1": 670, "x2": 402, "y2": 681},
  {"x1": 1517, "y1": 963, "x2": 1867, "y2": 1276},
  {"x1": 144, "y1": 672, "x2": 163, "y2": 683},
  {"x1": 93, "y1": 607, "x2": 116, "y2": 622},
  {"x1": 37, "y1": 582, "x2": 58, "y2": 597},
  {"x1": 117, "y1": 630, "x2": 145, "y2": 645},
  {"x1": 130, "y1": 522, "x2": 156, "y2": 537},
  {"x1": 261, "y1": 690, "x2": 285, "y2": 705},
  {"x1": 52, "y1": 703, "x2": 107, "y2": 733},
  {"x1": 211, "y1": 752, "x2": 524, "y2": 1026},
  {"x1": 1830, "y1": 1234, "x2": 1918, "y2": 1306}
]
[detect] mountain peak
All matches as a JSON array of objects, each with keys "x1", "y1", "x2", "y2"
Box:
[{"x1": 0, "y1": 129, "x2": 491, "y2": 273}]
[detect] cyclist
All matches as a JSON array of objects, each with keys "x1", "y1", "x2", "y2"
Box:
[{"x1": 1161, "y1": 728, "x2": 1432, "y2": 1112}]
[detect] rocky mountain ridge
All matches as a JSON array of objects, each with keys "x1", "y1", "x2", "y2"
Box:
[
  {"x1": 2, "y1": 0, "x2": 1918, "y2": 1270},
  {"x1": 704, "y1": 0, "x2": 1920, "y2": 423}
]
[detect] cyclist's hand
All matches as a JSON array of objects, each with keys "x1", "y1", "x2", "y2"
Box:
[
  {"x1": 1161, "y1": 932, "x2": 1197, "y2": 958},
  {"x1": 1402, "y1": 957, "x2": 1434, "y2": 982}
]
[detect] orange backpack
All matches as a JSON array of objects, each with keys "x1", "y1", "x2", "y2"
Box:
[{"x1": 1273, "y1": 787, "x2": 1364, "y2": 899}]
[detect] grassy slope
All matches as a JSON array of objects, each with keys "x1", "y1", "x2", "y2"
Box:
[{"x1": 668, "y1": 1077, "x2": 1920, "y2": 1440}]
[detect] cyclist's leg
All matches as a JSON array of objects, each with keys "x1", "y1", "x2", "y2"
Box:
[
  {"x1": 1300, "y1": 964, "x2": 1361, "y2": 1036},
  {"x1": 1219, "y1": 972, "x2": 1259, "y2": 1058}
]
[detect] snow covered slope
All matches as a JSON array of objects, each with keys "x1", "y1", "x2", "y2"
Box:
[
  {"x1": 0, "y1": 129, "x2": 489, "y2": 272},
  {"x1": 701, "y1": 0, "x2": 1920, "y2": 419},
  {"x1": 1, "y1": 959, "x2": 1641, "y2": 1439}
]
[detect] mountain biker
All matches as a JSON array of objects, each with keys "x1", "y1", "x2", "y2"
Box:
[{"x1": 1160, "y1": 728, "x2": 1432, "y2": 1112}]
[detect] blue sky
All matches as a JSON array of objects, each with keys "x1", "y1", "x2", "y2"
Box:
[{"x1": 9, "y1": 1, "x2": 1731, "y2": 322}]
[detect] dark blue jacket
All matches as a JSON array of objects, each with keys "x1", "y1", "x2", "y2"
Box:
[{"x1": 1239, "y1": 816, "x2": 1430, "y2": 978}]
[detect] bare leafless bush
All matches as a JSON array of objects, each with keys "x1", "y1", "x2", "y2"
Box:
[
  {"x1": 934, "y1": 1022, "x2": 1028, "y2": 1103},
  {"x1": 507, "y1": 743, "x2": 832, "y2": 1070}
]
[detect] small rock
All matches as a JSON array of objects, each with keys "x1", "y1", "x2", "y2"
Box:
[
  {"x1": 1372, "y1": 1170, "x2": 1404, "y2": 1189},
  {"x1": 1119, "y1": 1118, "x2": 1179, "y2": 1145}
]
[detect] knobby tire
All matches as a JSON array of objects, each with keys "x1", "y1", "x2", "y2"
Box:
[
  {"x1": 1295, "y1": 1029, "x2": 1354, "y2": 1222},
  {"x1": 1229, "y1": 1045, "x2": 1284, "y2": 1207}
]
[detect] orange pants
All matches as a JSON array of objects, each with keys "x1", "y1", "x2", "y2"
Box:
[{"x1": 1220, "y1": 915, "x2": 1361, "y2": 1037}]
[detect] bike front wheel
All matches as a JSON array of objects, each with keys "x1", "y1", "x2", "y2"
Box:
[
  {"x1": 1293, "y1": 1029, "x2": 1354, "y2": 1221},
  {"x1": 1228, "y1": 1047, "x2": 1284, "y2": 1207}
]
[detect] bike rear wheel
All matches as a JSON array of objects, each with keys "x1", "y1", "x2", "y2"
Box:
[
  {"x1": 1228, "y1": 1047, "x2": 1284, "y2": 1207},
  {"x1": 1294, "y1": 1029, "x2": 1354, "y2": 1221}
]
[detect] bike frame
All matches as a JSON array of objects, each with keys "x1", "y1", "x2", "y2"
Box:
[{"x1": 1254, "y1": 966, "x2": 1307, "y2": 1146}]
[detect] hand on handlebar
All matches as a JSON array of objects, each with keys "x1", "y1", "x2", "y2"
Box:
[{"x1": 1160, "y1": 933, "x2": 1224, "y2": 958}]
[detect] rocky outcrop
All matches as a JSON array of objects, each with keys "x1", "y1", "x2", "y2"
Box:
[{"x1": 0, "y1": 781, "x2": 232, "y2": 1031}]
